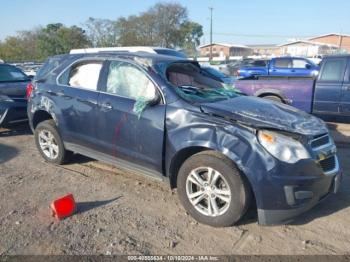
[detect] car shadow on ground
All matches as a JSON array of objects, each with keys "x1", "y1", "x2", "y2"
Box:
[
  {"x1": 0, "y1": 143, "x2": 19, "y2": 165},
  {"x1": 76, "y1": 196, "x2": 122, "y2": 214},
  {"x1": 69, "y1": 154, "x2": 95, "y2": 165},
  {"x1": 0, "y1": 122, "x2": 32, "y2": 137}
]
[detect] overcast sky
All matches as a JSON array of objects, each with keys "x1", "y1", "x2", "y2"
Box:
[{"x1": 1, "y1": 0, "x2": 349, "y2": 45}]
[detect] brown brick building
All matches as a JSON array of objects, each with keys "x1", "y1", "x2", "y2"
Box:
[
  {"x1": 308, "y1": 33, "x2": 350, "y2": 52},
  {"x1": 198, "y1": 43, "x2": 253, "y2": 58}
]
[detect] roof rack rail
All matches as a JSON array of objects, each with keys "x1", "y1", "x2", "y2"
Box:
[{"x1": 70, "y1": 47, "x2": 157, "y2": 54}]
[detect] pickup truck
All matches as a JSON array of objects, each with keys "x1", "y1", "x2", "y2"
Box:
[
  {"x1": 235, "y1": 55, "x2": 350, "y2": 123},
  {"x1": 0, "y1": 63, "x2": 32, "y2": 127},
  {"x1": 238, "y1": 57, "x2": 320, "y2": 78}
]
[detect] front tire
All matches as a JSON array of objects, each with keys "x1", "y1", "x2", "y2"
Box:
[
  {"x1": 177, "y1": 151, "x2": 250, "y2": 227},
  {"x1": 34, "y1": 120, "x2": 71, "y2": 164}
]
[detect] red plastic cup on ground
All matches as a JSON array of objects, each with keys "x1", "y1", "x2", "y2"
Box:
[{"x1": 50, "y1": 194, "x2": 76, "y2": 220}]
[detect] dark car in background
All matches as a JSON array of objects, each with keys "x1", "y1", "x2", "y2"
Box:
[
  {"x1": 201, "y1": 66, "x2": 235, "y2": 85},
  {"x1": 215, "y1": 59, "x2": 268, "y2": 76},
  {"x1": 0, "y1": 63, "x2": 32, "y2": 127},
  {"x1": 233, "y1": 59, "x2": 268, "y2": 76},
  {"x1": 27, "y1": 51, "x2": 341, "y2": 227}
]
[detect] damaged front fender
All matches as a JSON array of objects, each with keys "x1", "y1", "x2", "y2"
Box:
[{"x1": 164, "y1": 104, "x2": 277, "y2": 204}]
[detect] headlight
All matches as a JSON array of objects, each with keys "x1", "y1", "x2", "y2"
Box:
[{"x1": 258, "y1": 130, "x2": 310, "y2": 164}]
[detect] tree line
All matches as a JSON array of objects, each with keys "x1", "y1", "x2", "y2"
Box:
[{"x1": 0, "y1": 2, "x2": 203, "y2": 62}]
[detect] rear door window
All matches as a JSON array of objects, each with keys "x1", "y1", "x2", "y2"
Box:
[
  {"x1": 252, "y1": 60, "x2": 267, "y2": 67},
  {"x1": 274, "y1": 58, "x2": 292, "y2": 68},
  {"x1": 292, "y1": 59, "x2": 310, "y2": 69},
  {"x1": 0, "y1": 65, "x2": 28, "y2": 82},
  {"x1": 62, "y1": 61, "x2": 103, "y2": 90},
  {"x1": 319, "y1": 58, "x2": 347, "y2": 82}
]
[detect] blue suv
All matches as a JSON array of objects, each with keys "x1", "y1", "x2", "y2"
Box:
[{"x1": 27, "y1": 52, "x2": 341, "y2": 227}]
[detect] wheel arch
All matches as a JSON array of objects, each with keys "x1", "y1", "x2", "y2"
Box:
[
  {"x1": 32, "y1": 110, "x2": 54, "y2": 130},
  {"x1": 168, "y1": 144, "x2": 253, "y2": 195},
  {"x1": 254, "y1": 89, "x2": 288, "y2": 104}
]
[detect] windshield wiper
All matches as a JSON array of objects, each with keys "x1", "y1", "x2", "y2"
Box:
[{"x1": 178, "y1": 85, "x2": 205, "y2": 95}]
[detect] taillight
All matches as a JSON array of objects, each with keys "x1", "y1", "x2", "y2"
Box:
[{"x1": 26, "y1": 83, "x2": 34, "y2": 99}]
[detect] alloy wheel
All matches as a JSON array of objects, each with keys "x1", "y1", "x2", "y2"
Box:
[
  {"x1": 38, "y1": 130, "x2": 59, "y2": 160},
  {"x1": 186, "y1": 167, "x2": 231, "y2": 217}
]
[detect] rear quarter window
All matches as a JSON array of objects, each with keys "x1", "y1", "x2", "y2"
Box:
[{"x1": 35, "y1": 55, "x2": 68, "y2": 80}]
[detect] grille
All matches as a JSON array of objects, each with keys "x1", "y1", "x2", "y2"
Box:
[
  {"x1": 311, "y1": 134, "x2": 330, "y2": 149},
  {"x1": 319, "y1": 156, "x2": 336, "y2": 173}
]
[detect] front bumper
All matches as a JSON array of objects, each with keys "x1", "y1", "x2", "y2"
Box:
[
  {"x1": 258, "y1": 167, "x2": 342, "y2": 225},
  {"x1": 252, "y1": 132, "x2": 342, "y2": 226}
]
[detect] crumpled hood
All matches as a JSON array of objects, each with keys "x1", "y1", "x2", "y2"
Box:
[{"x1": 200, "y1": 96, "x2": 328, "y2": 136}]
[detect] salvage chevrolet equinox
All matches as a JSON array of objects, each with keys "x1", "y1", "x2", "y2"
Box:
[{"x1": 27, "y1": 51, "x2": 342, "y2": 227}]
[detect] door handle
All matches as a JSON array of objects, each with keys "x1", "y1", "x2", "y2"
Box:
[
  {"x1": 57, "y1": 90, "x2": 65, "y2": 96},
  {"x1": 100, "y1": 102, "x2": 113, "y2": 110},
  {"x1": 77, "y1": 98, "x2": 98, "y2": 106},
  {"x1": 46, "y1": 89, "x2": 65, "y2": 96}
]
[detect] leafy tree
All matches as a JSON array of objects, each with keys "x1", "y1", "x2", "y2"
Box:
[
  {"x1": 0, "y1": 29, "x2": 41, "y2": 62},
  {"x1": 116, "y1": 15, "x2": 158, "y2": 46},
  {"x1": 179, "y1": 21, "x2": 203, "y2": 57},
  {"x1": 0, "y1": 2, "x2": 204, "y2": 62},
  {"x1": 114, "y1": 2, "x2": 203, "y2": 53},
  {"x1": 148, "y1": 2, "x2": 188, "y2": 47},
  {"x1": 85, "y1": 17, "x2": 119, "y2": 47},
  {"x1": 37, "y1": 23, "x2": 90, "y2": 57}
]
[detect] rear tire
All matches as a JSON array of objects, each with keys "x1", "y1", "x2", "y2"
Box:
[
  {"x1": 262, "y1": 95, "x2": 284, "y2": 103},
  {"x1": 177, "y1": 151, "x2": 250, "y2": 227},
  {"x1": 34, "y1": 120, "x2": 71, "y2": 164}
]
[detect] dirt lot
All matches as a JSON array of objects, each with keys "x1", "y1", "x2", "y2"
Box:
[{"x1": 0, "y1": 123, "x2": 349, "y2": 255}]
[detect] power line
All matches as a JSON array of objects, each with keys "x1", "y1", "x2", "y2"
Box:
[{"x1": 204, "y1": 32, "x2": 314, "y2": 38}]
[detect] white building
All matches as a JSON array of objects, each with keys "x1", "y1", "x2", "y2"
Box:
[{"x1": 278, "y1": 40, "x2": 339, "y2": 57}]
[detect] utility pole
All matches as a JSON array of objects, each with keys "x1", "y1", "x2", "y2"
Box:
[{"x1": 209, "y1": 7, "x2": 213, "y2": 61}]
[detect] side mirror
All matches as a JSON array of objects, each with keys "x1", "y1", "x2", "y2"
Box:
[
  {"x1": 148, "y1": 91, "x2": 161, "y2": 107},
  {"x1": 133, "y1": 92, "x2": 161, "y2": 118},
  {"x1": 305, "y1": 64, "x2": 312, "y2": 69}
]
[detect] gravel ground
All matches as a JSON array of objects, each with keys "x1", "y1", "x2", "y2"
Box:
[{"x1": 0, "y1": 123, "x2": 349, "y2": 255}]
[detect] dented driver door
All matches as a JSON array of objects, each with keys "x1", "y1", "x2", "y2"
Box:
[{"x1": 96, "y1": 60, "x2": 166, "y2": 176}]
